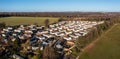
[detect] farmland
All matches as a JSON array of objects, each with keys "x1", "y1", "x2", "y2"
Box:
[
  {"x1": 79, "y1": 24, "x2": 120, "y2": 59},
  {"x1": 0, "y1": 17, "x2": 59, "y2": 26}
]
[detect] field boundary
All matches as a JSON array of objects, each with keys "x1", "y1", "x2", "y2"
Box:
[{"x1": 76, "y1": 24, "x2": 118, "y2": 59}]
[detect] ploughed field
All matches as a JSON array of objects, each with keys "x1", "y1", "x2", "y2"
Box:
[
  {"x1": 0, "y1": 17, "x2": 58, "y2": 26},
  {"x1": 79, "y1": 24, "x2": 120, "y2": 59}
]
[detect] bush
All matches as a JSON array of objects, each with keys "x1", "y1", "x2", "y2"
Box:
[
  {"x1": 0, "y1": 22, "x2": 6, "y2": 28},
  {"x1": 58, "y1": 18, "x2": 65, "y2": 22}
]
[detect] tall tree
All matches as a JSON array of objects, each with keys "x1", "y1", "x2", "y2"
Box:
[{"x1": 44, "y1": 19, "x2": 49, "y2": 27}]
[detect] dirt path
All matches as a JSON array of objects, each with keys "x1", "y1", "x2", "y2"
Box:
[{"x1": 76, "y1": 24, "x2": 117, "y2": 59}]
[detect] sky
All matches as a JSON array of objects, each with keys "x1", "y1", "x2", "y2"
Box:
[{"x1": 0, "y1": 0, "x2": 120, "y2": 12}]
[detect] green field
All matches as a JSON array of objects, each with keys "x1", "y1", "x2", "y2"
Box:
[
  {"x1": 0, "y1": 17, "x2": 59, "y2": 26},
  {"x1": 79, "y1": 24, "x2": 120, "y2": 59}
]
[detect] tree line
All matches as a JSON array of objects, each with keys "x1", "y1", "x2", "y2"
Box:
[{"x1": 0, "y1": 12, "x2": 120, "y2": 18}]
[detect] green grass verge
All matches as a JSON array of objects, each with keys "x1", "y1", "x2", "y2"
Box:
[
  {"x1": 79, "y1": 24, "x2": 120, "y2": 59},
  {"x1": 0, "y1": 17, "x2": 58, "y2": 26}
]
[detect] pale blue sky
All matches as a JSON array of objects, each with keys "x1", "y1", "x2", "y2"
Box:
[{"x1": 0, "y1": 0, "x2": 120, "y2": 12}]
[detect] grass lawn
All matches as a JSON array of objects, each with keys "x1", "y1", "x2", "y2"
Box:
[
  {"x1": 0, "y1": 17, "x2": 59, "y2": 26},
  {"x1": 79, "y1": 24, "x2": 120, "y2": 59}
]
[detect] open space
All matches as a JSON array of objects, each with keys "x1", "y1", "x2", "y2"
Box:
[
  {"x1": 0, "y1": 17, "x2": 59, "y2": 26},
  {"x1": 79, "y1": 24, "x2": 120, "y2": 59}
]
